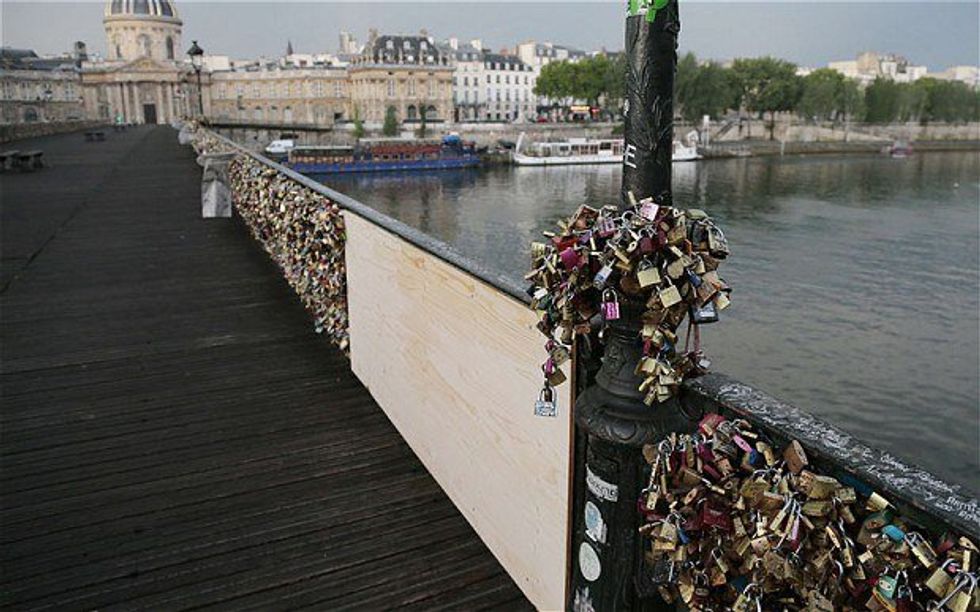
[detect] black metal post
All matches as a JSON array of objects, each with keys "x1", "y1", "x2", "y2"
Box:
[{"x1": 569, "y1": 2, "x2": 683, "y2": 611}]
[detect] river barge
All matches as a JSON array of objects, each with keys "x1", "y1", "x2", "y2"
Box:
[
  {"x1": 285, "y1": 135, "x2": 480, "y2": 174},
  {"x1": 512, "y1": 132, "x2": 700, "y2": 166}
]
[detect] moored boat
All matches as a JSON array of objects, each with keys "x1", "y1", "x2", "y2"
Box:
[
  {"x1": 286, "y1": 135, "x2": 479, "y2": 174},
  {"x1": 512, "y1": 132, "x2": 701, "y2": 166}
]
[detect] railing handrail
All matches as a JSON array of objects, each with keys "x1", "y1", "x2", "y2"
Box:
[{"x1": 203, "y1": 126, "x2": 979, "y2": 542}]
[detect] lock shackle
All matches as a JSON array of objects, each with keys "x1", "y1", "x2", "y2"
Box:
[
  {"x1": 602, "y1": 288, "x2": 619, "y2": 303},
  {"x1": 538, "y1": 384, "x2": 555, "y2": 402}
]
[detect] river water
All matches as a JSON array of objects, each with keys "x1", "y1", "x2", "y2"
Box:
[{"x1": 319, "y1": 151, "x2": 980, "y2": 497}]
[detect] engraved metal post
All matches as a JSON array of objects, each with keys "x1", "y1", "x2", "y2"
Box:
[{"x1": 569, "y1": 2, "x2": 685, "y2": 610}]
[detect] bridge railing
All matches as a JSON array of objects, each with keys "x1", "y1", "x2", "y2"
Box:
[{"x1": 197, "y1": 128, "x2": 979, "y2": 610}]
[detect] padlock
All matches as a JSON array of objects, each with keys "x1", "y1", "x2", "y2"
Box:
[
  {"x1": 906, "y1": 532, "x2": 938, "y2": 568},
  {"x1": 925, "y1": 559, "x2": 956, "y2": 596},
  {"x1": 783, "y1": 440, "x2": 809, "y2": 474},
  {"x1": 601, "y1": 289, "x2": 621, "y2": 321},
  {"x1": 534, "y1": 384, "x2": 557, "y2": 417},
  {"x1": 690, "y1": 301, "x2": 719, "y2": 324},
  {"x1": 658, "y1": 283, "x2": 682, "y2": 308},
  {"x1": 636, "y1": 258, "x2": 662, "y2": 288},
  {"x1": 542, "y1": 358, "x2": 566, "y2": 387}
]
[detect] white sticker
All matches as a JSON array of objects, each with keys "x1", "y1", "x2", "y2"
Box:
[
  {"x1": 586, "y1": 466, "x2": 619, "y2": 502},
  {"x1": 579, "y1": 542, "x2": 602, "y2": 582},
  {"x1": 584, "y1": 501, "x2": 607, "y2": 544}
]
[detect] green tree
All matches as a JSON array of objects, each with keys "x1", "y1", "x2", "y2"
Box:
[
  {"x1": 864, "y1": 78, "x2": 900, "y2": 123},
  {"x1": 799, "y1": 68, "x2": 845, "y2": 121},
  {"x1": 731, "y1": 57, "x2": 803, "y2": 139},
  {"x1": 382, "y1": 105, "x2": 398, "y2": 136},
  {"x1": 352, "y1": 105, "x2": 365, "y2": 139},
  {"x1": 675, "y1": 53, "x2": 739, "y2": 122}
]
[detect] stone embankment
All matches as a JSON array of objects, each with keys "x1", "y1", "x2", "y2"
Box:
[{"x1": 206, "y1": 118, "x2": 980, "y2": 157}]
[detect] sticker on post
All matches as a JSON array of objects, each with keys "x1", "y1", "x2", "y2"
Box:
[
  {"x1": 579, "y1": 542, "x2": 602, "y2": 582},
  {"x1": 584, "y1": 501, "x2": 607, "y2": 544},
  {"x1": 586, "y1": 466, "x2": 619, "y2": 502}
]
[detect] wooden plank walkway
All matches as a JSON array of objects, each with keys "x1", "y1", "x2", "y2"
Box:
[{"x1": 0, "y1": 126, "x2": 534, "y2": 611}]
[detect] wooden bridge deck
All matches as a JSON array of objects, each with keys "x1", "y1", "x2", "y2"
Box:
[{"x1": 0, "y1": 126, "x2": 533, "y2": 611}]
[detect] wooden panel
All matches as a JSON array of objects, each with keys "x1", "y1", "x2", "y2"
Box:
[{"x1": 345, "y1": 212, "x2": 572, "y2": 611}]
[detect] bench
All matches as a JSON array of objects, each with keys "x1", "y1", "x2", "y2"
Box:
[
  {"x1": 0, "y1": 150, "x2": 19, "y2": 172},
  {"x1": 13, "y1": 150, "x2": 44, "y2": 171},
  {"x1": 84, "y1": 130, "x2": 106, "y2": 142}
]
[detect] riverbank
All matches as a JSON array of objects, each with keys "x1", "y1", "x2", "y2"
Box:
[{"x1": 701, "y1": 138, "x2": 980, "y2": 159}]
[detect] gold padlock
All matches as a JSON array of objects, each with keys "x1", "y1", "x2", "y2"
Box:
[{"x1": 925, "y1": 560, "x2": 955, "y2": 597}]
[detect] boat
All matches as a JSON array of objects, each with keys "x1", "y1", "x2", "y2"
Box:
[
  {"x1": 285, "y1": 135, "x2": 479, "y2": 174},
  {"x1": 886, "y1": 140, "x2": 913, "y2": 158},
  {"x1": 265, "y1": 139, "x2": 295, "y2": 156},
  {"x1": 511, "y1": 132, "x2": 701, "y2": 166}
]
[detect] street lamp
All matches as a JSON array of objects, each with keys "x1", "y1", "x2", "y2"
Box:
[{"x1": 186, "y1": 40, "x2": 204, "y2": 117}]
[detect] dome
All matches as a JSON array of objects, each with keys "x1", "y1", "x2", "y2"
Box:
[{"x1": 105, "y1": 0, "x2": 179, "y2": 19}]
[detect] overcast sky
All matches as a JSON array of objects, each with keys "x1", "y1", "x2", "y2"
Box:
[{"x1": 2, "y1": 1, "x2": 978, "y2": 71}]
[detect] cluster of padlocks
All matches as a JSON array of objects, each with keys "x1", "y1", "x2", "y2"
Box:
[
  {"x1": 188, "y1": 127, "x2": 228, "y2": 157},
  {"x1": 527, "y1": 194, "x2": 732, "y2": 413},
  {"x1": 229, "y1": 156, "x2": 349, "y2": 351},
  {"x1": 638, "y1": 413, "x2": 979, "y2": 610}
]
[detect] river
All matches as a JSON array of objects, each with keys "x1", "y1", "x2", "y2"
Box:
[{"x1": 318, "y1": 151, "x2": 980, "y2": 497}]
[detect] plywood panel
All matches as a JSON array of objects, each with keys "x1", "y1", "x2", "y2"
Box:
[{"x1": 345, "y1": 212, "x2": 571, "y2": 611}]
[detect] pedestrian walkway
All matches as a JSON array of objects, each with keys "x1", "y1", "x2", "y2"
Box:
[{"x1": 0, "y1": 125, "x2": 533, "y2": 611}]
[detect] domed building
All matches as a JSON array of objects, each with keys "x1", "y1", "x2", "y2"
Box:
[{"x1": 80, "y1": 0, "x2": 206, "y2": 124}]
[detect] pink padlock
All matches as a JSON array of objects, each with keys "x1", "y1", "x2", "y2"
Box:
[
  {"x1": 601, "y1": 289, "x2": 620, "y2": 321},
  {"x1": 559, "y1": 247, "x2": 580, "y2": 271}
]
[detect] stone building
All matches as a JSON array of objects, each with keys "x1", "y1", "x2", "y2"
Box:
[
  {"x1": 348, "y1": 32, "x2": 454, "y2": 126},
  {"x1": 0, "y1": 48, "x2": 85, "y2": 124},
  {"x1": 80, "y1": 0, "x2": 199, "y2": 124},
  {"x1": 209, "y1": 64, "x2": 348, "y2": 125}
]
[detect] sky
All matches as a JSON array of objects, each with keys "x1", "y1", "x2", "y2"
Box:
[{"x1": 2, "y1": 1, "x2": 978, "y2": 71}]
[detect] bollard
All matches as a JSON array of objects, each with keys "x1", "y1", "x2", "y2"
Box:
[
  {"x1": 200, "y1": 152, "x2": 237, "y2": 218},
  {"x1": 569, "y1": 1, "x2": 684, "y2": 610}
]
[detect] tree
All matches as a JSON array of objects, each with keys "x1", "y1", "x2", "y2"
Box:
[
  {"x1": 382, "y1": 105, "x2": 398, "y2": 136},
  {"x1": 352, "y1": 105, "x2": 365, "y2": 139},
  {"x1": 675, "y1": 53, "x2": 739, "y2": 123},
  {"x1": 799, "y1": 68, "x2": 845, "y2": 121},
  {"x1": 864, "y1": 77, "x2": 900, "y2": 123},
  {"x1": 731, "y1": 57, "x2": 803, "y2": 139}
]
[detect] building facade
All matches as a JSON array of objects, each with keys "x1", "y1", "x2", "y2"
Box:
[
  {"x1": 347, "y1": 32, "x2": 454, "y2": 125},
  {"x1": 0, "y1": 49, "x2": 85, "y2": 124},
  {"x1": 479, "y1": 53, "x2": 535, "y2": 122},
  {"x1": 80, "y1": 0, "x2": 197, "y2": 124},
  {"x1": 516, "y1": 40, "x2": 585, "y2": 112},
  {"x1": 209, "y1": 65, "x2": 348, "y2": 125}
]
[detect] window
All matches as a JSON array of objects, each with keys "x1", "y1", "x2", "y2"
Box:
[
  {"x1": 138, "y1": 34, "x2": 152, "y2": 57},
  {"x1": 496, "y1": 75, "x2": 500, "y2": 84},
  {"x1": 408, "y1": 78, "x2": 416, "y2": 96},
  {"x1": 386, "y1": 40, "x2": 394, "y2": 50},
  {"x1": 284, "y1": 107, "x2": 293, "y2": 122},
  {"x1": 314, "y1": 81, "x2": 324, "y2": 97},
  {"x1": 404, "y1": 40, "x2": 411, "y2": 50},
  {"x1": 166, "y1": 36, "x2": 174, "y2": 59},
  {"x1": 426, "y1": 79, "x2": 434, "y2": 97},
  {"x1": 236, "y1": 85, "x2": 244, "y2": 98},
  {"x1": 386, "y1": 78, "x2": 395, "y2": 97},
  {"x1": 333, "y1": 81, "x2": 342, "y2": 97},
  {"x1": 407, "y1": 105, "x2": 417, "y2": 120},
  {"x1": 65, "y1": 82, "x2": 75, "y2": 100},
  {"x1": 486, "y1": 75, "x2": 490, "y2": 83},
  {"x1": 505, "y1": 75, "x2": 509, "y2": 84},
  {"x1": 253, "y1": 107, "x2": 262, "y2": 120},
  {"x1": 267, "y1": 83, "x2": 275, "y2": 98},
  {"x1": 252, "y1": 83, "x2": 259, "y2": 98},
  {"x1": 463, "y1": 76, "x2": 468, "y2": 87}
]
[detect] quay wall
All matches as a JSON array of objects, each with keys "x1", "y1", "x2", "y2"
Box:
[
  {"x1": 0, "y1": 120, "x2": 107, "y2": 144},
  {"x1": 192, "y1": 127, "x2": 980, "y2": 610}
]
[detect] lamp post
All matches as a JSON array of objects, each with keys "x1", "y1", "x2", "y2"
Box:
[
  {"x1": 568, "y1": 1, "x2": 683, "y2": 610},
  {"x1": 187, "y1": 40, "x2": 204, "y2": 117}
]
